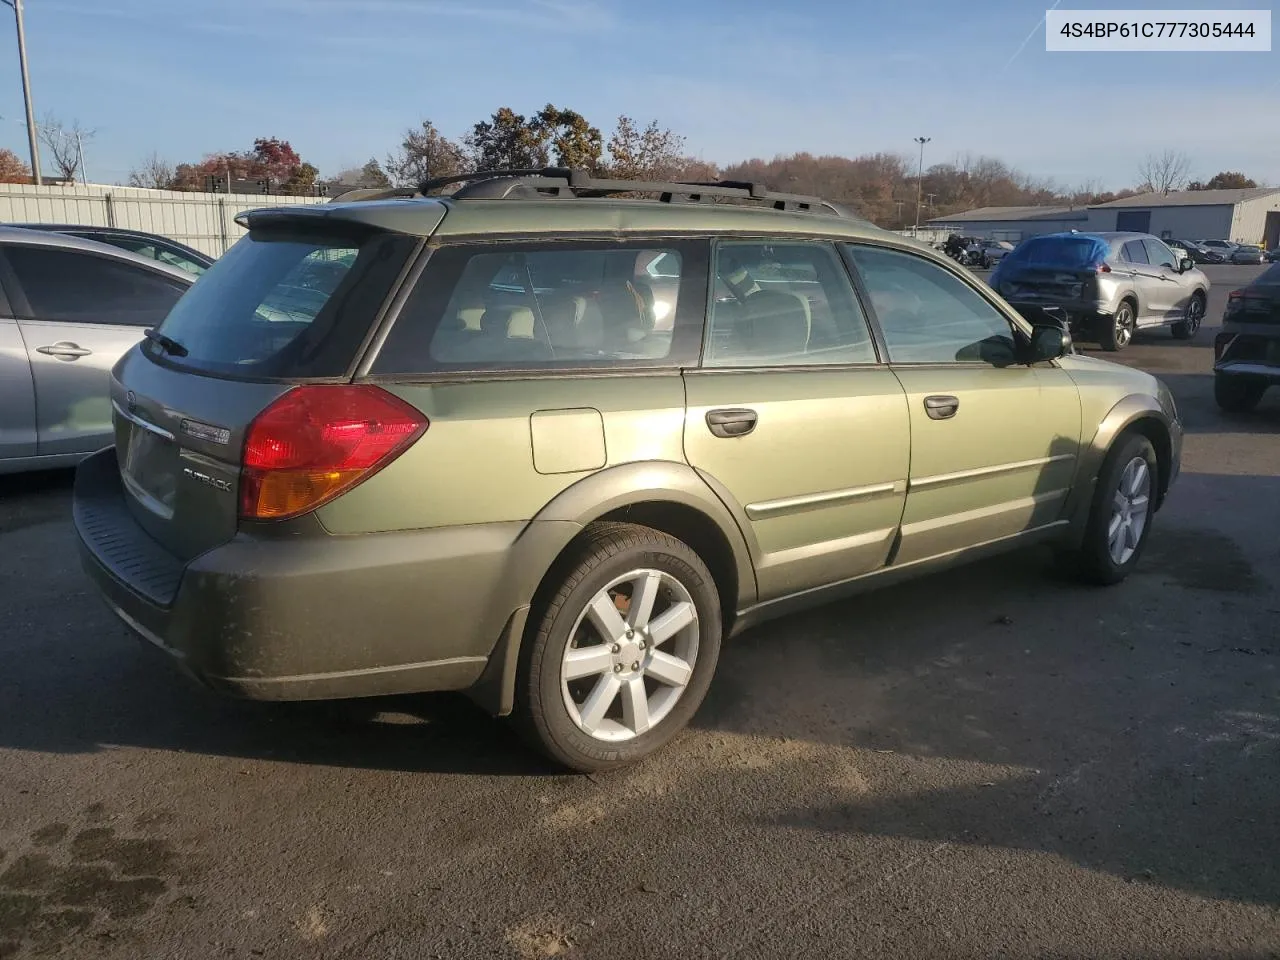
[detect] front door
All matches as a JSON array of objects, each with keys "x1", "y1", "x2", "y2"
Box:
[
  {"x1": 0, "y1": 244, "x2": 188, "y2": 457},
  {"x1": 683, "y1": 239, "x2": 910, "y2": 601},
  {"x1": 842, "y1": 243, "x2": 1082, "y2": 566},
  {"x1": 1142, "y1": 237, "x2": 1191, "y2": 320}
]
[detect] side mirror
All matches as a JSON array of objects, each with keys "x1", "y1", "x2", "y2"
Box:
[
  {"x1": 1179, "y1": 257, "x2": 1194, "y2": 272},
  {"x1": 1027, "y1": 323, "x2": 1069, "y2": 363}
]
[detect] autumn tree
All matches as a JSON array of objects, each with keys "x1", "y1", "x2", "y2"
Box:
[
  {"x1": 1136, "y1": 150, "x2": 1190, "y2": 195},
  {"x1": 167, "y1": 137, "x2": 318, "y2": 194},
  {"x1": 604, "y1": 116, "x2": 692, "y2": 180},
  {"x1": 385, "y1": 121, "x2": 465, "y2": 186},
  {"x1": 1189, "y1": 171, "x2": 1257, "y2": 190},
  {"x1": 533, "y1": 105, "x2": 603, "y2": 171},
  {"x1": 466, "y1": 108, "x2": 549, "y2": 171},
  {"x1": 0, "y1": 148, "x2": 31, "y2": 184},
  {"x1": 128, "y1": 152, "x2": 174, "y2": 189}
]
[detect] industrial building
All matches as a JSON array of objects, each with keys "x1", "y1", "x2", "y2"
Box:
[
  {"x1": 1084, "y1": 188, "x2": 1280, "y2": 246},
  {"x1": 928, "y1": 187, "x2": 1280, "y2": 247},
  {"x1": 925, "y1": 205, "x2": 1088, "y2": 242}
]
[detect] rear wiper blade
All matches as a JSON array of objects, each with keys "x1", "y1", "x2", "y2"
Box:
[{"x1": 143, "y1": 328, "x2": 189, "y2": 357}]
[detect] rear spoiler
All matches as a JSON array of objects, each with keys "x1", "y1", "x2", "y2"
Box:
[{"x1": 233, "y1": 199, "x2": 447, "y2": 238}]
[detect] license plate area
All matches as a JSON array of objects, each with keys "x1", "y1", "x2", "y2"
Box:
[{"x1": 121, "y1": 424, "x2": 179, "y2": 519}]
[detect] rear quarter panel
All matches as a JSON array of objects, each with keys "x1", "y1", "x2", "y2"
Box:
[{"x1": 317, "y1": 374, "x2": 689, "y2": 533}]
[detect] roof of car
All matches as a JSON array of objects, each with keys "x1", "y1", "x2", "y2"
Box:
[
  {"x1": 0, "y1": 226, "x2": 196, "y2": 283},
  {"x1": 9, "y1": 223, "x2": 213, "y2": 259},
  {"x1": 236, "y1": 194, "x2": 904, "y2": 243}
]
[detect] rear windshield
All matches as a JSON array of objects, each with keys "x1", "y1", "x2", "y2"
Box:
[
  {"x1": 1256, "y1": 263, "x2": 1280, "y2": 285},
  {"x1": 1003, "y1": 235, "x2": 1111, "y2": 269},
  {"x1": 144, "y1": 227, "x2": 419, "y2": 379}
]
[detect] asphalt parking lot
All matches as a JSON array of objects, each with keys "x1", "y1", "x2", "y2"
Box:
[{"x1": 1, "y1": 265, "x2": 1277, "y2": 960}]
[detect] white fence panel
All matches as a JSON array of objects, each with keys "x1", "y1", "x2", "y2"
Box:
[{"x1": 0, "y1": 183, "x2": 328, "y2": 258}]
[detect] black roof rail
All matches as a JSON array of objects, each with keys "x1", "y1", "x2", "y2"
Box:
[{"x1": 382, "y1": 167, "x2": 859, "y2": 218}]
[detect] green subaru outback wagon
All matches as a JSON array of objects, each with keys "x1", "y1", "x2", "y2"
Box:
[{"x1": 74, "y1": 169, "x2": 1182, "y2": 772}]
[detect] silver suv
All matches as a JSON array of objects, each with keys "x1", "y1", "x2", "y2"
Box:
[{"x1": 989, "y1": 231, "x2": 1209, "y2": 351}]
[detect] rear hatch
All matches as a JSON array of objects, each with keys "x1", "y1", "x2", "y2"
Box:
[
  {"x1": 992, "y1": 234, "x2": 1112, "y2": 304},
  {"x1": 111, "y1": 218, "x2": 427, "y2": 561}
]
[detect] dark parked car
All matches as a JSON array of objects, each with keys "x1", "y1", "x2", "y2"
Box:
[
  {"x1": 1227, "y1": 245, "x2": 1266, "y2": 265},
  {"x1": 1265, "y1": 247, "x2": 1280, "y2": 263},
  {"x1": 1170, "y1": 240, "x2": 1225, "y2": 264},
  {"x1": 1214, "y1": 261, "x2": 1280, "y2": 412},
  {"x1": 11, "y1": 224, "x2": 213, "y2": 277}
]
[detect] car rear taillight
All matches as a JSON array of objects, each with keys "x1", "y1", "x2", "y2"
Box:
[{"x1": 240, "y1": 385, "x2": 428, "y2": 521}]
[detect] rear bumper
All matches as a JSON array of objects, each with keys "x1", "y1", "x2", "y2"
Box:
[{"x1": 73, "y1": 447, "x2": 546, "y2": 701}]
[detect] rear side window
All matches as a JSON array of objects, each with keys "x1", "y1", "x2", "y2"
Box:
[
  {"x1": 371, "y1": 240, "x2": 708, "y2": 374},
  {"x1": 705, "y1": 240, "x2": 877, "y2": 366},
  {"x1": 3, "y1": 245, "x2": 187, "y2": 326},
  {"x1": 147, "y1": 227, "x2": 419, "y2": 380}
]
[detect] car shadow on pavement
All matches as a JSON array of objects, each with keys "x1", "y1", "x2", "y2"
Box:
[{"x1": 697, "y1": 469, "x2": 1280, "y2": 910}]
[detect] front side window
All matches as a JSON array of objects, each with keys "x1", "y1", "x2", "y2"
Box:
[
  {"x1": 1143, "y1": 239, "x2": 1177, "y2": 268},
  {"x1": 373, "y1": 240, "x2": 706, "y2": 374},
  {"x1": 1121, "y1": 240, "x2": 1150, "y2": 264},
  {"x1": 844, "y1": 244, "x2": 1018, "y2": 365},
  {"x1": 3, "y1": 245, "x2": 187, "y2": 327},
  {"x1": 704, "y1": 241, "x2": 876, "y2": 367}
]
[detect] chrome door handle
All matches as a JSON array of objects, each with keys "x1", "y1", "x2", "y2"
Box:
[
  {"x1": 36, "y1": 341, "x2": 92, "y2": 361},
  {"x1": 923, "y1": 395, "x2": 960, "y2": 420}
]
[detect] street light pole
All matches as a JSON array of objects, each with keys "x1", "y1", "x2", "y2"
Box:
[
  {"x1": 3, "y1": 0, "x2": 41, "y2": 184},
  {"x1": 913, "y1": 136, "x2": 930, "y2": 237}
]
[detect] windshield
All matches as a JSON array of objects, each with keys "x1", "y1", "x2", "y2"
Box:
[{"x1": 144, "y1": 227, "x2": 418, "y2": 379}]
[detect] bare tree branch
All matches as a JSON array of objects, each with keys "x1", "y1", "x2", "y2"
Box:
[
  {"x1": 38, "y1": 114, "x2": 96, "y2": 182},
  {"x1": 1136, "y1": 150, "x2": 1190, "y2": 195},
  {"x1": 127, "y1": 152, "x2": 174, "y2": 189}
]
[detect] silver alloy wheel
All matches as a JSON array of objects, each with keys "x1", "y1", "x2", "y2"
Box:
[
  {"x1": 560, "y1": 568, "x2": 700, "y2": 742},
  {"x1": 1184, "y1": 297, "x2": 1203, "y2": 335},
  {"x1": 1114, "y1": 305, "x2": 1134, "y2": 347},
  {"x1": 1107, "y1": 456, "x2": 1151, "y2": 566}
]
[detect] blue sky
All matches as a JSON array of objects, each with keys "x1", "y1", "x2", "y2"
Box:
[{"x1": 1, "y1": 0, "x2": 1276, "y2": 190}]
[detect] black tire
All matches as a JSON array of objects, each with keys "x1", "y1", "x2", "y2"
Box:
[
  {"x1": 1214, "y1": 374, "x2": 1266, "y2": 414},
  {"x1": 514, "y1": 522, "x2": 722, "y2": 773},
  {"x1": 1170, "y1": 292, "x2": 1205, "y2": 341},
  {"x1": 1060, "y1": 432, "x2": 1159, "y2": 586},
  {"x1": 1100, "y1": 300, "x2": 1136, "y2": 352}
]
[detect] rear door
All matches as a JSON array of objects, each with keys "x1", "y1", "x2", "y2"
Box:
[
  {"x1": 0, "y1": 243, "x2": 189, "y2": 458},
  {"x1": 106, "y1": 224, "x2": 424, "y2": 561},
  {"x1": 682, "y1": 239, "x2": 910, "y2": 601}
]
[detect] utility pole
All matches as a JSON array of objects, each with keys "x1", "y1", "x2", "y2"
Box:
[
  {"x1": 913, "y1": 136, "x2": 931, "y2": 237},
  {"x1": 75, "y1": 130, "x2": 86, "y2": 184},
  {"x1": 3, "y1": 0, "x2": 42, "y2": 184}
]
